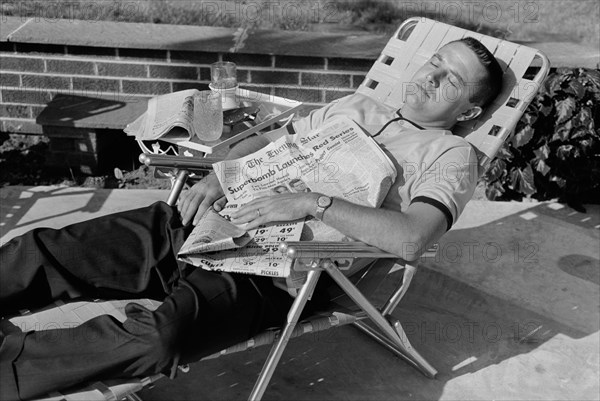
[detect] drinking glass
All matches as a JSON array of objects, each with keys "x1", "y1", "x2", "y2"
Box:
[
  {"x1": 210, "y1": 61, "x2": 239, "y2": 110},
  {"x1": 210, "y1": 61, "x2": 237, "y2": 89},
  {"x1": 192, "y1": 90, "x2": 223, "y2": 142}
]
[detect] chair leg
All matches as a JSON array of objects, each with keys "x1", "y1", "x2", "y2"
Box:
[
  {"x1": 353, "y1": 320, "x2": 437, "y2": 378},
  {"x1": 166, "y1": 169, "x2": 190, "y2": 206},
  {"x1": 248, "y1": 269, "x2": 322, "y2": 401},
  {"x1": 322, "y1": 262, "x2": 437, "y2": 378}
]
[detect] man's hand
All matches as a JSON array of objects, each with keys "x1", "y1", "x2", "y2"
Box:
[
  {"x1": 177, "y1": 173, "x2": 224, "y2": 226},
  {"x1": 230, "y1": 193, "x2": 319, "y2": 230}
]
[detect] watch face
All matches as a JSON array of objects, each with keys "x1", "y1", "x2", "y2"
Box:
[{"x1": 317, "y1": 196, "x2": 332, "y2": 207}]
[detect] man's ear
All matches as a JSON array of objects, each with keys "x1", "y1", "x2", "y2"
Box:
[{"x1": 456, "y1": 106, "x2": 482, "y2": 121}]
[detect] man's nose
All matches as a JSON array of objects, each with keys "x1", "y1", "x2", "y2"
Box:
[{"x1": 425, "y1": 73, "x2": 440, "y2": 88}]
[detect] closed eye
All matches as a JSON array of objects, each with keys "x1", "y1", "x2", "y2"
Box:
[
  {"x1": 435, "y1": 53, "x2": 466, "y2": 86},
  {"x1": 429, "y1": 59, "x2": 457, "y2": 87}
]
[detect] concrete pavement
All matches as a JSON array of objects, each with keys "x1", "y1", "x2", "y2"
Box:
[{"x1": 1, "y1": 185, "x2": 598, "y2": 400}]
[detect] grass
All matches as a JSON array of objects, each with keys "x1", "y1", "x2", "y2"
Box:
[{"x1": 1, "y1": 0, "x2": 598, "y2": 47}]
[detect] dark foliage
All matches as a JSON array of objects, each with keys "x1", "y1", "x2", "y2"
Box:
[{"x1": 484, "y1": 68, "x2": 600, "y2": 210}]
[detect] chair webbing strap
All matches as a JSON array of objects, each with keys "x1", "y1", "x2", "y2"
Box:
[{"x1": 91, "y1": 382, "x2": 118, "y2": 401}]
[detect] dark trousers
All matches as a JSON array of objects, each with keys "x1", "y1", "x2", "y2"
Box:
[{"x1": 0, "y1": 202, "x2": 300, "y2": 400}]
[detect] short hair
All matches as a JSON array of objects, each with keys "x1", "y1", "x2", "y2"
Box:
[{"x1": 448, "y1": 37, "x2": 504, "y2": 108}]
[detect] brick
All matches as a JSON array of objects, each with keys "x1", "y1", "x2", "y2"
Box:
[
  {"x1": 274, "y1": 87, "x2": 323, "y2": 103},
  {"x1": 0, "y1": 73, "x2": 20, "y2": 87},
  {"x1": 250, "y1": 70, "x2": 298, "y2": 85},
  {"x1": 352, "y1": 74, "x2": 366, "y2": 88},
  {"x1": 30, "y1": 105, "x2": 46, "y2": 119},
  {"x1": 1, "y1": 89, "x2": 52, "y2": 104},
  {"x1": 97, "y1": 62, "x2": 147, "y2": 78},
  {"x1": 243, "y1": 86, "x2": 272, "y2": 96},
  {"x1": 325, "y1": 89, "x2": 354, "y2": 103},
  {"x1": 172, "y1": 82, "x2": 210, "y2": 92},
  {"x1": 1, "y1": 57, "x2": 45, "y2": 72},
  {"x1": 328, "y1": 58, "x2": 373, "y2": 72},
  {"x1": 235, "y1": 69, "x2": 250, "y2": 84},
  {"x1": 2, "y1": 118, "x2": 43, "y2": 134},
  {"x1": 22, "y1": 75, "x2": 70, "y2": 90},
  {"x1": 223, "y1": 53, "x2": 272, "y2": 67},
  {"x1": 170, "y1": 51, "x2": 218, "y2": 65},
  {"x1": 275, "y1": 55, "x2": 325, "y2": 70},
  {"x1": 0, "y1": 42, "x2": 15, "y2": 53},
  {"x1": 122, "y1": 80, "x2": 171, "y2": 95},
  {"x1": 47, "y1": 59, "x2": 95, "y2": 75},
  {"x1": 67, "y1": 46, "x2": 116, "y2": 58},
  {"x1": 119, "y1": 48, "x2": 168, "y2": 61},
  {"x1": 149, "y1": 65, "x2": 198, "y2": 80},
  {"x1": 15, "y1": 43, "x2": 65, "y2": 55},
  {"x1": 72, "y1": 77, "x2": 119, "y2": 94},
  {"x1": 199, "y1": 67, "x2": 211, "y2": 82},
  {"x1": 0, "y1": 104, "x2": 30, "y2": 119},
  {"x1": 301, "y1": 72, "x2": 350, "y2": 88}
]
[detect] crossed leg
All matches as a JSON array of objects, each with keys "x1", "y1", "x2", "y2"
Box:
[{"x1": 0, "y1": 202, "x2": 292, "y2": 400}]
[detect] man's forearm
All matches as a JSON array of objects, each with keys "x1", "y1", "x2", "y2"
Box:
[
  {"x1": 179, "y1": 129, "x2": 285, "y2": 225},
  {"x1": 316, "y1": 197, "x2": 446, "y2": 261}
]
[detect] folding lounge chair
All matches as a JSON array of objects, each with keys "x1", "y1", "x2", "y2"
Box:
[
  {"x1": 15, "y1": 17, "x2": 549, "y2": 401},
  {"x1": 139, "y1": 18, "x2": 550, "y2": 399}
]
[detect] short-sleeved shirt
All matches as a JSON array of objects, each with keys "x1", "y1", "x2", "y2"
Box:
[
  {"x1": 270, "y1": 93, "x2": 479, "y2": 294},
  {"x1": 291, "y1": 93, "x2": 479, "y2": 229}
]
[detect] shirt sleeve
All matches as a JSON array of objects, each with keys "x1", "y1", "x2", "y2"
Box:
[{"x1": 410, "y1": 143, "x2": 479, "y2": 231}]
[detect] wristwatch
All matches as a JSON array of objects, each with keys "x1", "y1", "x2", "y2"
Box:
[{"x1": 315, "y1": 195, "x2": 332, "y2": 221}]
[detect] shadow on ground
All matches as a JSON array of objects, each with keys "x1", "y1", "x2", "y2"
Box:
[
  {"x1": 141, "y1": 202, "x2": 599, "y2": 400},
  {"x1": 0, "y1": 186, "x2": 111, "y2": 240}
]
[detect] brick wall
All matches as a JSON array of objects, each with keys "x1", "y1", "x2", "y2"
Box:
[
  {"x1": 1, "y1": 16, "x2": 596, "y2": 136},
  {"x1": 0, "y1": 18, "x2": 379, "y2": 135}
]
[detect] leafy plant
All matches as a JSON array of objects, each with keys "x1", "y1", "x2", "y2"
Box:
[{"x1": 484, "y1": 67, "x2": 600, "y2": 210}]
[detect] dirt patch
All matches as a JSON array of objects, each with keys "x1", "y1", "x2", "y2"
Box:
[{"x1": 0, "y1": 133, "x2": 171, "y2": 189}]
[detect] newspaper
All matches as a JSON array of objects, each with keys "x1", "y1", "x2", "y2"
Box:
[
  {"x1": 124, "y1": 89, "x2": 200, "y2": 141},
  {"x1": 178, "y1": 202, "x2": 304, "y2": 277},
  {"x1": 178, "y1": 116, "x2": 397, "y2": 278}
]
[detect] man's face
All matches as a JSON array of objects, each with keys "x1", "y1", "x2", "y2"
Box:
[{"x1": 403, "y1": 42, "x2": 489, "y2": 126}]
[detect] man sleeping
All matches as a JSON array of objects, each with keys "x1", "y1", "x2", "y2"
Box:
[{"x1": 0, "y1": 37, "x2": 502, "y2": 400}]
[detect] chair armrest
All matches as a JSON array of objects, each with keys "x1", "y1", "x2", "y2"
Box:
[
  {"x1": 138, "y1": 153, "x2": 224, "y2": 171},
  {"x1": 280, "y1": 241, "x2": 438, "y2": 260}
]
